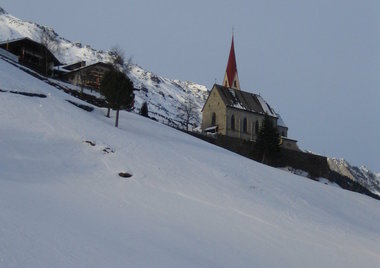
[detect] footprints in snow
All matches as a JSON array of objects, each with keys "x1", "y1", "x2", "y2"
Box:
[
  {"x1": 84, "y1": 140, "x2": 115, "y2": 154},
  {"x1": 84, "y1": 140, "x2": 133, "y2": 178}
]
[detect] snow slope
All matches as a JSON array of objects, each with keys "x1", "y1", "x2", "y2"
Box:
[
  {"x1": 0, "y1": 7, "x2": 208, "y2": 127},
  {"x1": 1, "y1": 56, "x2": 380, "y2": 267}
]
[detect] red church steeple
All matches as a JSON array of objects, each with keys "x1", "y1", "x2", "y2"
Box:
[{"x1": 223, "y1": 35, "x2": 240, "y2": 90}]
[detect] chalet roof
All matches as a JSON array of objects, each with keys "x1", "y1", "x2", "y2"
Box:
[
  {"x1": 0, "y1": 37, "x2": 28, "y2": 45},
  {"x1": 62, "y1": 61, "x2": 114, "y2": 77},
  {"x1": 212, "y1": 84, "x2": 277, "y2": 117},
  {"x1": 61, "y1": 61, "x2": 86, "y2": 71},
  {"x1": 0, "y1": 37, "x2": 61, "y2": 65}
]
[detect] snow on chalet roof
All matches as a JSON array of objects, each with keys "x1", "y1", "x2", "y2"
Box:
[
  {"x1": 0, "y1": 37, "x2": 27, "y2": 45},
  {"x1": 0, "y1": 37, "x2": 61, "y2": 64},
  {"x1": 61, "y1": 61, "x2": 114, "y2": 76},
  {"x1": 214, "y1": 84, "x2": 277, "y2": 117}
]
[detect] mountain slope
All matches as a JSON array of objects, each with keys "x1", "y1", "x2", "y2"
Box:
[
  {"x1": 1, "y1": 53, "x2": 380, "y2": 267},
  {"x1": 0, "y1": 6, "x2": 208, "y2": 127},
  {"x1": 328, "y1": 158, "x2": 380, "y2": 196}
]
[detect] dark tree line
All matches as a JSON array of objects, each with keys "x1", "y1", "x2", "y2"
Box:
[
  {"x1": 100, "y1": 69, "x2": 134, "y2": 127},
  {"x1": 256, "y1": 114, "x2": 281, "y2": 164},
  {"x1": 140, "y1": 102, "x2": 149, "y2": 117}
]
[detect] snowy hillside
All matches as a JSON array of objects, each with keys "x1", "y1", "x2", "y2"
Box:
[
  {"x1": 328, "y1": 158, "x2": 380, "y2": 197},
  {"x1": 0, "y1": 6, "x2": 208, "y2": 127},
  {"x1": 1, "y1": 5, "x2": 379, "y2": 196},
  {"x1": 127, "y1": 64, "x2": 208, "y2": 127},
  {"x1": 1, "y1": 52, "x2": 380, "y2": 267}
]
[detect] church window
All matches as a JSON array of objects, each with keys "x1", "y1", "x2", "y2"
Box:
[
  {"x1": 243, "y1": 117, "x2": 247, "y2": 133},
  {"x1": 255, "y1": 120, "x2": 259, "y2": 134},
  {"x1": 234, "y1": 80, "x2": 237, "y2": 88},
  {"x1": 231, "y1": 115, "x2": 235, "y2": 130},
  {"x1": 211, "y1": 113, "x2": 216, "y2": 126}
]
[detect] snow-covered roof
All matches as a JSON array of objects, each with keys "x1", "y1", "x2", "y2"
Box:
[
  {"x1": 53, "y1": 66, "x2": 71, "y2": 73},
  {"x1": 212, "y1": 84, "x2": 277, "y2": 117},
  {"x1": 61, "y1": 61, "x2": 114, "y2": 76},
  {"x1": 0, "y1": 37, "x2": 61, "y2": 65},
  {"x1": 0, "y1": 37, "x2": 29, "y2": 45}
]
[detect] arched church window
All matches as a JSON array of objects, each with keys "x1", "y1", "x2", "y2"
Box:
[
  {"x1": 243, "y1": 117, "x2": 247, "y2": 133},
  {"x1": 231, "y1": 115, "x2": 235, "y2": 130},
  {"x1": 211, "y1": 113, "x2": 216, "y2": 126},
  {"x1": 255, "y1": 120, "x2": 259, "y2": 134}
]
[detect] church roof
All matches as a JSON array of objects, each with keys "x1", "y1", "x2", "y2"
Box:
[
  {"x1": 213, "y1": 84, "x2": 277, "y2": 117},
  {"x1": 225, "y1": 36, "x2": 238, "y2": 87},
  {"x1": 276, "y1": 113, "x2": 288, "y2": 128}
]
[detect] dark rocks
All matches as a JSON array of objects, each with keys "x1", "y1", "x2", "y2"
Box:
[
  {"x1": 118, "y1": 172, "x2": 132, "y2": 178},
  {"x1": 66, "y1": 100, "x2": 94, "y2": 112},
  {"x1": 3, "y1": 90, "x2": 47, "y2": 98}
]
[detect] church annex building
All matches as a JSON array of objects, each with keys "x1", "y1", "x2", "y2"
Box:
[{"x1": 201, "y1": 36, "x2": 299, "y2": 151}]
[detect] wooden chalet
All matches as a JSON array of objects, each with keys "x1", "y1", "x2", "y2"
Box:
[
  {"x1": 62, "y1": 62, "x2": 114, "y2": 91},
  {"x1": 0, "y1": 37, "x2": 61, "y2": 76}
]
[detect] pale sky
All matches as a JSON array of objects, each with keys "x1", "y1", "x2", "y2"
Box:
[{"x1": 1, "y1": 0, "x2": 379, "y2": 171}]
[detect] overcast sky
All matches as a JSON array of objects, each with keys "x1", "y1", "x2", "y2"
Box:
[{"x1": 2, "y1": 0, "x2": 379, "y2": 171}]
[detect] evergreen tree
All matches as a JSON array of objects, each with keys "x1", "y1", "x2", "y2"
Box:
[
  {"x1": 140, "y1": 102, "x2": 149, "y2": 117},
  {"x1": 256, "y1": 114, "x2": 281, "y2": 164},
  {"x1": 100, "y1": 69, "x2": 134, "y2": 127}
]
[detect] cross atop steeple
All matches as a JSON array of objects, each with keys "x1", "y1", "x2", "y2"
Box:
[{"x1": 223, "y1": 34, "x2": 240, "y2": 90}]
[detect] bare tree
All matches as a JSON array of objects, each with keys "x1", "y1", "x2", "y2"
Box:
[
  {"x1": 104, "y1": 46, "x2": 134, "y2": 118},
  {"x1": 39, "y1": 26, "x2": 58, "y2": 76},
  {"x1": 178, "y1": 95, "x2": 197, "y2": 132},
  {"x1": 110, "y1": 46, "x2": 125, "y2": 68},
  {"x1": 109, "y1": 46, "x2": 133, "y2": 74}
]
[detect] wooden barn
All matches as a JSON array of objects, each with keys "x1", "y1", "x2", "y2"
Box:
[{"x1": 0, "y1": 37, "x2": 61, "y2": 76}]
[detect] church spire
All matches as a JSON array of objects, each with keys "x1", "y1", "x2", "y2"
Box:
[{"x1": 223, "y1": 34, "x2": 240, "y2": 90}]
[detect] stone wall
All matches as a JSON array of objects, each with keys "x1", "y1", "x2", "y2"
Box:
[{"x1": 188, "y1": 132, "x2": 380, "y2": 200}]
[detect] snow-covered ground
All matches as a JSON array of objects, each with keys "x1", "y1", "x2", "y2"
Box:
[{"x1": 1, "y1": 55, "x2": 380, "y2": 267}]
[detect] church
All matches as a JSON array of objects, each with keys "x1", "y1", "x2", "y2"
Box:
[{"x1": 201, "y1": 36, "x2": 299, "y2": 151}]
